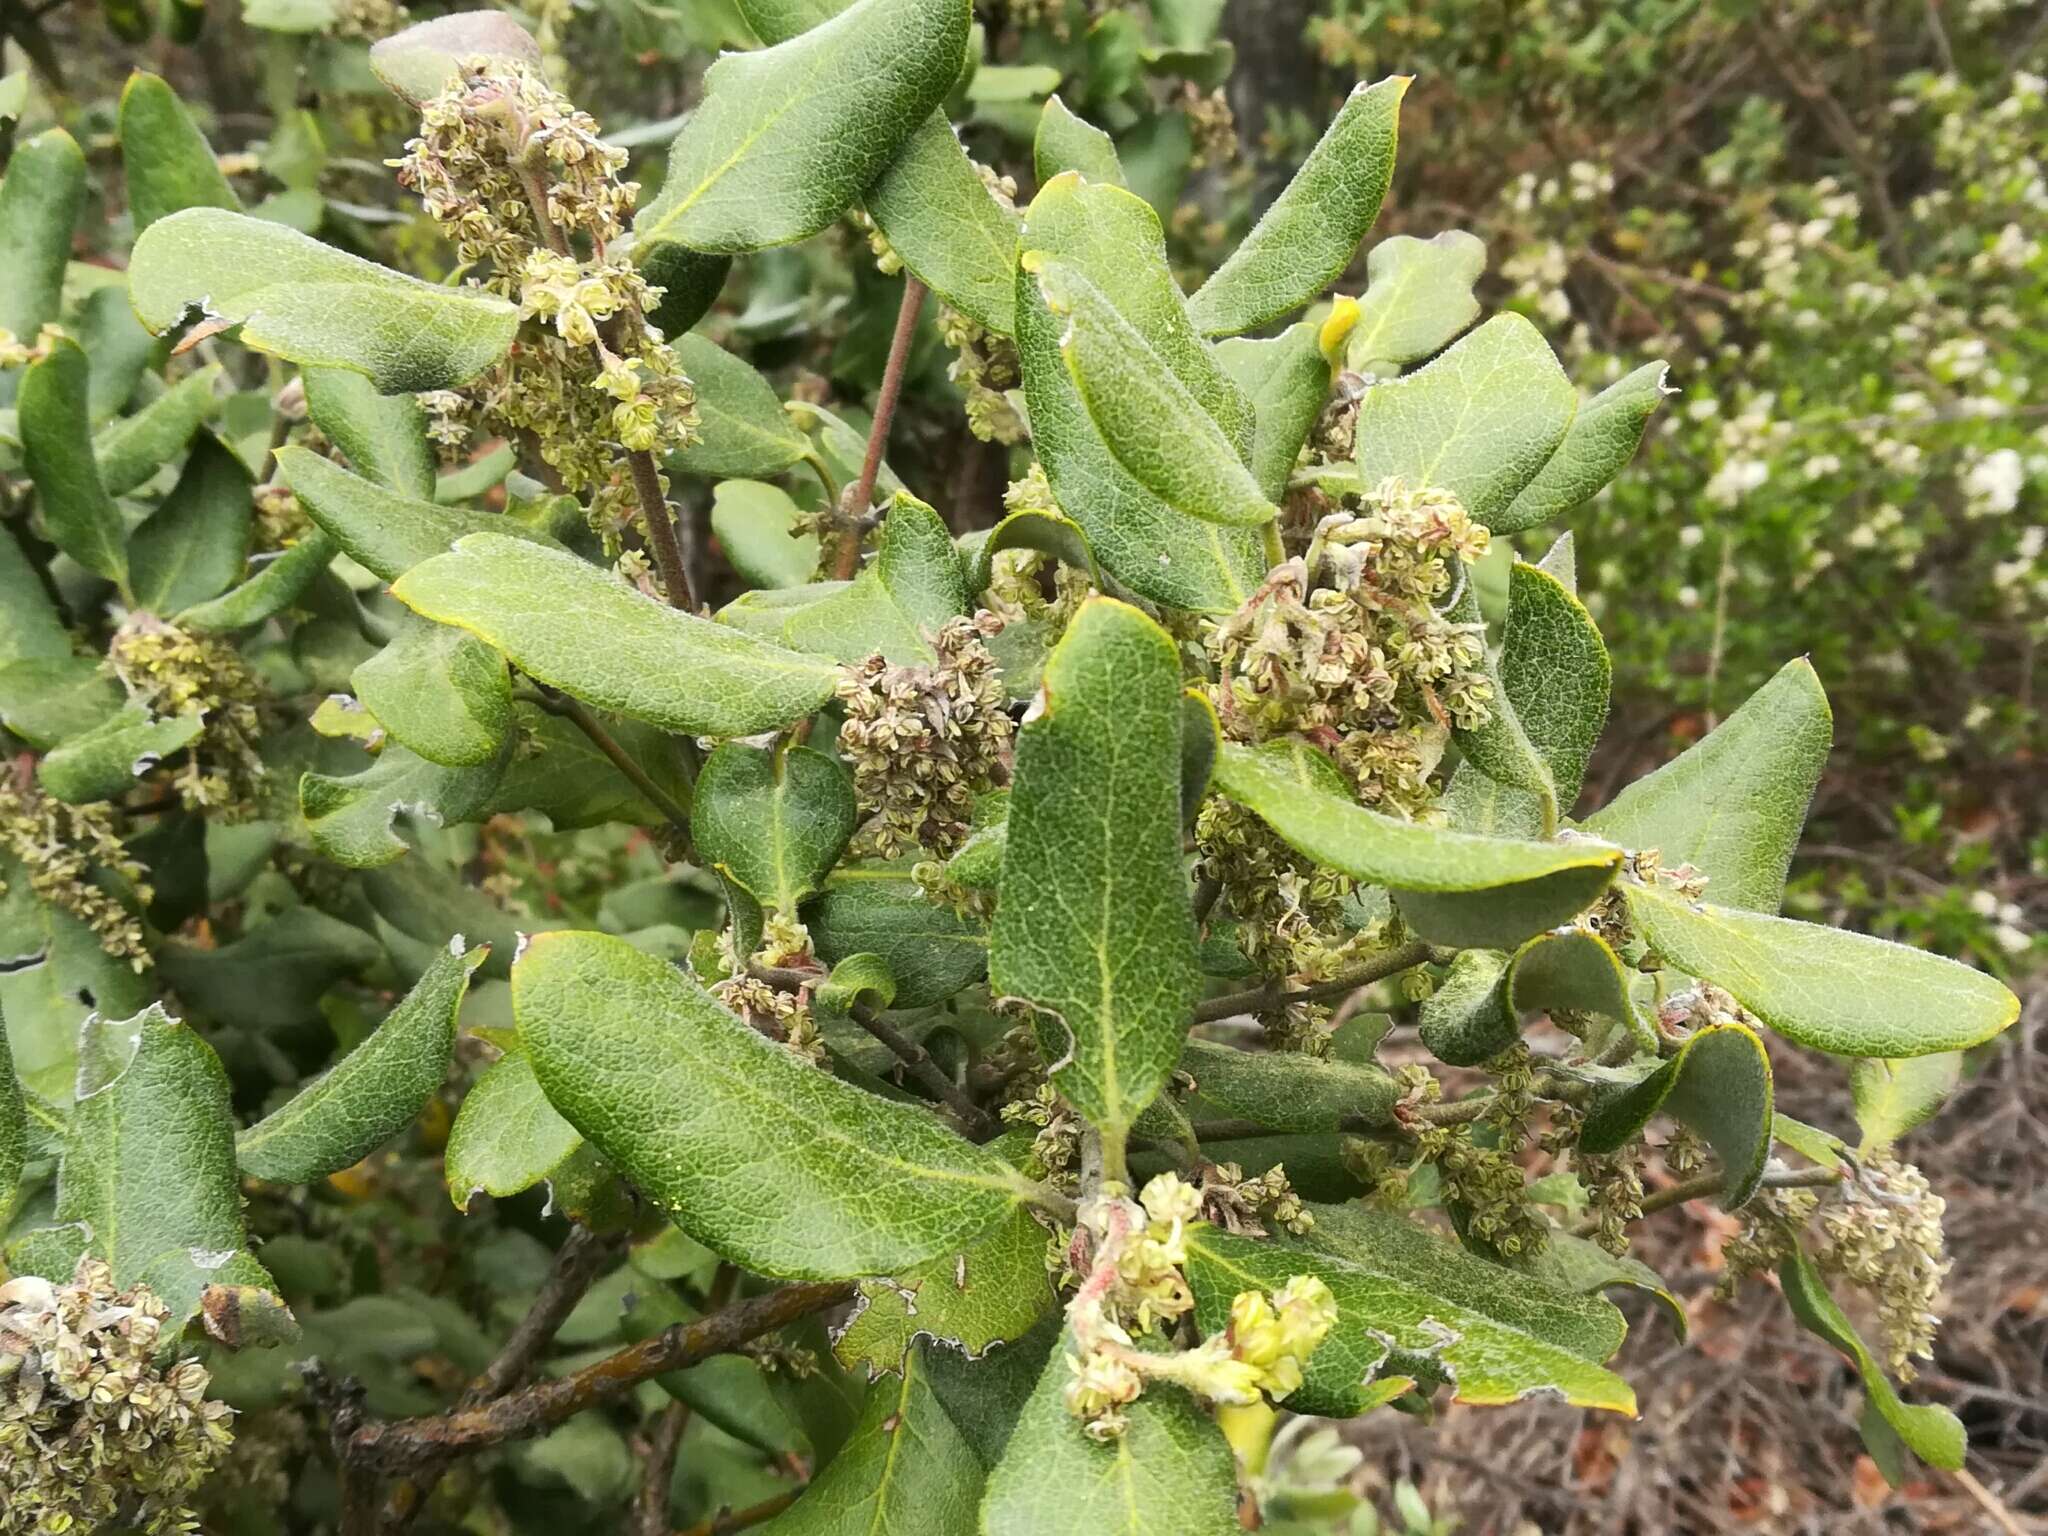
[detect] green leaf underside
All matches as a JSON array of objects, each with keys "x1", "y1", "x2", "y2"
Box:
[
  {"x1": 444, "y1": 1049, "x2": 583, "y2": 1209},
  {"x1": 57, "y1": 1006, "x2": 282, "y2": 1329},
  {"x1": 1496, "y1": 361, "x2": 1669, "y2": 533},
  {"x1": 693, "y1": 742, "x2": 856, "y2": 914},
  {"x1": 352, "y1": 616, "x2": 514, "y2": 768},
  {"x1": 1584, "y1": 658, "x2": 1830, "y2": 914},
  {"x1": 667, "y1": 332, "x2": 809, "y2": 479},
  {"x1": 981, "y1": 1329, "x2": 1241, "y2": 1536},
  {"x1": 1417, "y1": 947, "x2": 1516, "y2": 1066},
  {"x1": 1527, "y1": 1231, "x2": 1687, "y2": 1343},
  {"x1": 1354, "y1": 313, "x2": 1577, "y2": 525},
  {"x1": 1217, "y1": 321, "x2": 1330, "y2": 502},
  {"x1": 866, "y1": 115, "x2": 1023, "y2": 336},
  {"x1": 392, "y1": 534, "x2": 840, "y2": 737},
  {"x1": 302, "y1": 364, "x2": 437, "y2": 499},
  {"x1": 1178, "y1": 1037, "x2": 1399, "y2": 1133},
  {"x1": 1623, "y1": 881, "x2": 2020, "y2": 1057},
  {"x1": 711, "y1": 479, "x2": 819, "y2": 589},
  {"x1": 834, "y1": 1206, "x2": 1055, "y2": 1377},
  {"x1": 1186, "y1": 1210, "x2": 1635, "y2": 1416},
  {"x1": 1851, "y1": 1053, "x2": 1963, "y2": 1153},
  {"x1": 989, "y1": 599, "x2": 1201, "y2": 1134},
  {"x1": 0, "y1": 132, "x2": 86, "y2": 386},
  {"x1": 782, "y1": 495, "x2": 965, "y2": 664},
  {"x1": 238, "y1": 941, "x2": 481, "y2": 1182},
  {"x1": 1508, "y1": 928, "x2": 1654, "y2": 1052},
  {"x1": 964, "y1": 507, "x2": 1100, "y2": 598},
  {"x1": 1499, "y1": 560, "x2": 1611, "y2": 811},
  {"x1": 808, "y1": 867, "x2": 988, "y2": 1009},
  {"x1": 119, "y1": 71, "x2": 242, "y2": 235},
  {"x1": 636, "y1": 0, "x2": 968, "y2": 255},
  {"x1": 94, "y1": 365, "x2": 225, "y2": 498},
  {"x1": 1034, "y1": 93, "x2": 1125, "y2": 187},
  {"x1": 19, "y1": 340, "x2": 128, "y2": 584},
  {"x1": 1581, "y1": 1021, "x2": 1774, "y2": 1207},
  {"x1": 514, "y1": 931, "x2": 1021, "y2": 1280},
  {"x1": 129, "y1": 208, "x2": 518, "y2": 392},
  {"x1": 181, "y1": 534, "x2": 339, "y2": 632},
  {"x1": 1343, "y1": 230, "x2": 1485, "y2": 373},
  {"x1": 1187, "y1": 76, "x2": 1407, "y2": 338}
]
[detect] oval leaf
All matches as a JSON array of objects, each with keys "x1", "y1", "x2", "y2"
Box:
[
  {"x1": 444, "y1": 1048, "x2": 584, "y2": 1210},
  {"x1": 693, "y1": 741, "x2": 856, "y2": 914},
  {"x1": 352, "y1": 615, "x2": 514, "y2": 768},
  {"x1": 668, "y1": 332, "x2": 809, "y2": 479}
]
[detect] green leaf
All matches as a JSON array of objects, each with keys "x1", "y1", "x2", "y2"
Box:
[
  {"x1": 1036, "y1": 257, "x2": 1277, "y2": 530},
  {"x1": 237, "y1": 940, "x2": 482, "y2": 1182},
  {"x1": 834, "y1": 1206, "x2": 1055, "y2": 1378},
  {"x1": 302, "y1": 365, "x2": 437, "y2": 498},
  {"x1": 180, "y1": 532, "x2": 338, "y2": 632},
  {"x1": 1506, "y1": 928, "x2": 1653, "y2": 1053},
  {"x1": 1354, "y1": 314, "x2": 1577, "y2": 524},
  {"x1": 119, "y1": 71, "x2": 241, "y2": 235},
  {"x1": 130, "y1": 208, "x2": 518, "y2": 391},
  {"x1": 1217, "y1": 320, "x2": 1329, "y2": 502},
  {"x1": 639, "y1": 243, "x2": 733, "y2": 340},
  {"x1": 1177, "y1": 1038, "x2": 1398, "y2": 1133},
  {"x1": 981, "y1": 1333, "x2": 1241, "y2": 1536},
  {"x1": 0, "y1": 525, "x2": 73, "y2": 668},
  {"x1": 352, "y1": 615, "x2": 514, "y2": 769},
  {"x1": 808, "y1": 865, "x2": 988, "y2": 1008},
  {"x1": 1525, "y1": 1231, "x2": 1686, "y2": 1342},
  {"x1": 366, "y1": 10, "x2": 543, "y2": 103},
  {"x1": 36, "y1": 706, "x2": 203, "y2": 804},
  {"x1": 0, "y1": 130, "x2": 85, "y2": 393},
  {"x1": 635, "y1": 0, "x2": 968, "y2": 255},
  {"x1": 668, "y1": 332, "x2": 809, "y2": 479},
  {"x1": 990, "y1": 599, "x2": 1200, "y2": 1136},
  {"x1": 363, "y1": 858, "x2": 538, "y2": 980},
  {"x1": 275, "y1": 446, "x2": 561, "y2": 581},
  {"x1": 1778, "y1": 1247, "x2": 1964, "y2": 1478},
  {"x1": 1186, "y1": 76, "x2": 1407, "y2": 338},
  {"x1": 711, "y1": 479, "x2": 819, "y2": 590},
  {"x1": 1342, "y1": 231, "x2": 1485, "y2": 374},
  {"x1": 515, "y1": 931, "x2": 1024, "y2": 1279},
  {"x1": 1771, "y1": 1111, "x2": 1847, "y2": 1170},
  {"x1": 963, "y1": 507, "x2": 1099, "y2": 600},
  {"x1": 129, "y1": 431, "x2": 253, "y2": 614},
  {"x1": 487, "y1": 702, "x2": 694, "y2": 831},
  {"x1": 1581, "y1": 1022, "x2": 1773, "y2": 1206},
  {"x1": 0, "y1": 655, "x2": 122, "y2": 750},
  {"x1": 300, "y1": 743, "x2": 510, "y2": 869},
  {"x1": 94, "y1": 364, "x2": 224, "y2": 497},
  {"x1": 391, "y1": 533, "x2": 840, "y2": 735},
  {"x1": 867, "y1": 115, "x2": 1023, "y2": 336},
  {"x1": 158, "y1": 905, "x2": 381, "y2": 1030},
  {"x1": 781, "y1": 493, "x2": 966, "y2": 663},
  {"x1": 444, "y1": 1048, "x2": 583, "y2": 1210},
  {"x1": 58, "y1": 1005, "x2": 286, "y2": 1330},
  {"x1": 1584, "y1": 659, "x2": 1830, "y2": 914},
  {"x1": 693, "y1": 742, "x2": 856, "y2": 914},
  {"x1": 1496, "y1": 361, "x2": 1669, "y2": 533},
  {"x1": 0, "y1": 893, "x2": 155, "y2": 1107},
  {"x1": 1034, "y1": 93, "x2": 1125, "y2": 186},
  {"x1": 1622, "y1": 881, "x2": 2020, "y2": 1058},
  {"x1": 1850, "y1": 1054, "x2": 1962, "y2": 1153},
  {"x1": 1417, "y1": 948, "x2": 1517, "y2": 1067},
  {"x1": 765, "y1": 1349, "x2": 983, "y2": 1532},
  {"x1": 1185, "y1": 1209, "x2": 1636, "y2": 1416},
  {"x1": 1211, "y1": 740, "x2": 1622, "y2": 947},
  {"x1": 18, "y1": 339, "x2": 128, "y2": 584},
  {"x1": 0, "y1": 1014, "x2": 23, "y2": 1218}
]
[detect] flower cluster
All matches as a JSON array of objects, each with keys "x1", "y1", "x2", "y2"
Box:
[
  {"x1": 0, "y1": 1260, "x2": 235, "y2": 1536},
  {"x1": 1197, "y1": 1161, "x2": 1313, "y2": 1237},
  {"x1": 108, "y1": 613, "x2": 267, "y2": 815},
  {"x1": 0, "y1": 781, "x2": 152, "y2": 967},
  {"x1": 835, "y1": 614, "x2": 1014, "y2": 858},
  {"x1": 1415, "y1": 1122, "x2": 1549, "y2": 1259},
  {"x1": 1813, "y1": 1152, "x2": 1950, "y2": 1379},
  {"x1": 999, "y1": 1082, "x2": 1083, "y2": 1195},
  {"x1": 938, "y1": 302, "x2": 1026, "y2": 445}
]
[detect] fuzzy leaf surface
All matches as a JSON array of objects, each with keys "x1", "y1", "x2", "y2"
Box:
[
  {"x1": 1496, "y1": 361, "x2": 1669, "y2": 532},
  {"x1": 301, "y1": 743, "x2": 509, "y2": 869},
  {"x1": 352, "y1": 616, "x2": 514, "y2": 769},
  {"x1": 781, "y1": 494, "x2": 965, "y2": 664},
  {"x1": 444, "y1": 1049, "x2": 583, "y2": 1210},
  {"x1": 808, "y1": 866, "x2": 988, "y2": 1008},
  {"x1": 866, "y1": 115, "x2": 1023, "y2": 335},
  {"x1": 275, "y1": 447, "x2": 561, "y2": 581},
  {"x1": 668, "y1": 332, "x2": 809, "y2": 479},
  {"x1": 302, "y1": 365, "x2": 437, "y2": 498},
  {"x1": 693, "y1": 742, "x2": 856, "y2": 914},
  {"x1": 0, "y1": 130, "x2": 85, "y2": 385},
  {"x1": 834, "y1": 1207, "x2": 1055, "y2": 1378},
  {"x1": 119, "y1": 70, "x2": 241, "y2": 234},
  {"x1": 1343, "y1": 230, "x2": 1485, "y2": 373},
  {"x1": 1581, "y1": 1021, "x2": 1773, "y2": 1206},
  {"x1": 129, "y1": 432, "x2": 253, "y2": 615},
  {"x1": 1177, "y1": 1037, "x2": 1398, "y2": 1133},
  {"x1": 18, "y1": 340, "x2": 128, "y2": 584},
  {"x1": 36, "y1": 706, "x2": 203, "y2": 805},
  {"x1": 93, "y1": 365, "x2": 224, "y2": 497},
  {"x1": 1033, "y1": 93, "x2": 1125, "y2": 185},
  {"x1": 711, "y1": 479, "x2": 819, "y2": 590},
  {"x1": 1850, "y1": 1054, "x2": 1963, "y2": 1153},
  {"x1": 1217, "y1": 320, "x2": 1329, "y2": 502}
]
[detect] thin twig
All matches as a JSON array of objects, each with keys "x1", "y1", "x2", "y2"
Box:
[
  {"x1": 674, "y1": 1488, "x2": 802, "y2": 1536},
  {"x1": 349, "y1": 1282, "x2": 854, "y2": 1477},
  {"x1": 833, "y1": 276, "x2": 926, "y2": 579},
  {"x1": 1572, "y1": 1164, "x2": 1843, "y2": 1236},
  {"x1": 636, "y1": 1402, "x2": 691, "y2": 1536},
  {"x1": 630, "y1": 448, "x2": 695, "y2": 611},
  {"x1": 521, "y1": 685, "x2": 692, "y2": 833},
  {"x1": 1190, "y1": 941, "x2": 1432, "y2": 1024}
]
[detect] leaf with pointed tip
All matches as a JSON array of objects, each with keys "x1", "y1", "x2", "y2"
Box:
[
  {"x1": 694, "y1": 742, "x2": 856, "y2": 915},
  {"x1": 352, "y1": 615, "x2": 514, "y2": 768},
  {"x1": 130, "y1": 432, "x2": 253, "y2": 614},
  {"x1": 130, "y1": 208, "x2": 518, "y2": 391},
  {"x1": 1851, "y1": 1054, "x2": 1962, "y2": 1153},
  {"x1": 1355, "y1": 314, "x2": 1577, "y2": 524},
  {"x1": 781, "y1": 494, "x2": 966, "y2": 664},
  {"x1": 300, "y1": 742, "x2": 510, "y2": 869},
  {"x1": 711, "y1": 479, "x2": 819, "y2": 591},
  {"x1": 1034, "y1": 93, "x2": 1125, "y2": 185},
  {"x1": 808, "y1": 865, "x2": 988, "y2": 1008},
  {"x1": 1217, "y1": 320, "x2": 1328, "y2": 501},
  {"x1": 1622, "y1": 881, "x2": 2020, "y2": 1058},
  {"x1": 1177, "y1": 1038, "x2": 1398, "y2": 1133},
  {"x1": 1496, "y1": 361, "x2": 1669, "y2": 533},
  {"x1": 302, "y1": 365, "x2": 437, "y2": 498},
  {"x1": 93, "y1": 364, "x2": 225, "y2": 497},
  {"x1": 1581, "y1": 1021, "x2": 1773, "y2": 1206},
  {"x1": 18, "y1": 340, "x2": 128, "y2": 584},
  {"x1": 36, "y1": 706, "x2": 203, "y2": 805},
  {"x1": 982, "y1": 1332, "x2": 1241, "y2": 1536},
  {"x1": 867, "y1": 116, "x2": 1023, "y2": 336},
  {"x1": 57, "y1": 1005, "x2": 286, "y2": 1330},
  {"x1": 392, "y1": 534, "x2": 840, "y2": 735},
  {"x1": 1507, "y1": 928, "x2": 1653, "y2": 1053},
  {"x1": 515, "y1": 931, "x2": 1024, "y2": 1279},
  {"x1": 444, "y1": 1049, "x2": 583, "y2": 1210},
  {"x1": 1584, "y1": 659, "x2": 1829, "y2": 914},
  {"x1": 1186, "y1": 76, "x2": 1407, "y2": 337},
  {"x1": 990, "y1": 599, "x2": 1200, "y2": 1135},
  {"x1": 275, "y1": 446, "x2": 561, "y2": 581},
  {"x1": 119, "y1": 71, "x2": 240, "y2": 234},
  {"x1": 668, "y1": 332, "x2": 809, "y2": 479},
  {"x1": 238, "y1": 941, "x2": 482, "y2": 1182},
  {"x1": 635, "y1": 0, "x2": 967, "y2": 255},
  {"x1": 1212, "y1": 740, "x2": 1621, "y2": 947},
  {"x1": 0, "y1": 130, "x2": 85, "y2": 397},
  {"x1": 834, "y1": 1206, "x2": 1055, "y2": 1378},
  {"x1": 1342, "y1": 231, "x2": 1485, "y2": 374},
  {"x1": 180, "y1": 533, "x2": 337, "y2": 632},
  {"x1": 1417, "y1": 948, "x2": 1516, "y2": 1066}
]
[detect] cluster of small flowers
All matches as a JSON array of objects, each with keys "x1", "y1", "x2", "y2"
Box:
[
  {"x1": 332, "y1": 0, "x2": 407, "y2": 41},
  {"x1": 1180, "y1": 84, "x2": 1238, "y2": 168},
  {"x1": 108, "y1": 614, "x2": 267, "y2": 816},
  {"x1": 0, "y1": 1260, "x2": 235, "y2": 1536},
  {"x1": 251, "y1": 483, "x2": 313, "y2": 551},
  {"x1": 1197, "y1": 1161, "x2": 1313, "y2": 1237},
  {"x1": 835, "y1": 614, "x2": 1014, "y2": 858},
  {"x1": 1577, "y1": 1143, "x2": 1646, "y2": 1258},
  {"x1": 712, "y1": 911, "x2": 825, "y2": 1064},
  {"x1": 1192, "y1": 793, "x2": 1357, "y2": 988},
  {"x1": 937, "y1": 303, "x2": 1026, "y2": 445},
  {"x1": 0, "y1": 781, "x2": 153, "y2": 968},
  {"x1": 1414, "y1": 1122, "x2": 1549, "y2": 1259},
  {"x1": 1718, "y1": 1185, "x2": 1818, "y2": 1290},
  {"x1": 0, "y1": 323, "x2": 66, "y2": 371},
  {"x1": 999, "y1": 1082, "x2": 1082, "y2": 1195},
  {"x1": 1813, "y1": 1152, "x2": 1950, "y2": 1379}
]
